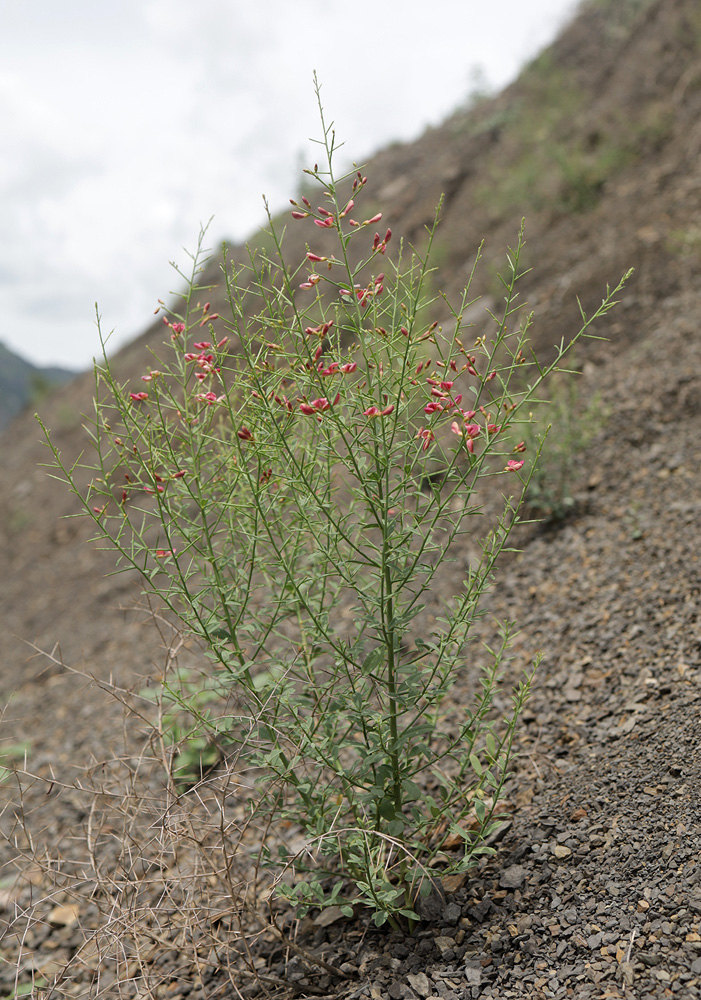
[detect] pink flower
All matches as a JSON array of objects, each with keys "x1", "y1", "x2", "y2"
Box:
[
  {"x1": 506, "y1": 460, "x2": 524, "y2": 472},
  {"x1": 364, "y1": 404, "x2": 394, "y2": 418},
  {"x1": 451, "y1": 421, "x2": 481, "y2": 453},
  {"x1": 193, "y1": 341, "x2": 211, "y2": 349},
  {"x1": 155, "y1": 548, "x2": 176, "y2": 558},
  {"x1": 300, "y1": 394, "x2": 340, "y2": 415},
  {"x1": 416, "y1": 427, "x2": 434, "y2": 451},
  {"x1": 372, "y1": 228, "x2": 392, "y2": 255},
  {"x1": 237, "y1": 426, "x2": 253, "y2": 441},
  {"x1": 424, "y1": 401, "x2": 444, "y2": 414},
  {"x1": 299, "y1": 274, "x2": 321, "y2": 289},
  {"x1": 310, "y1": 397, "x2": 332, "y2": 411},
  {"x1": 194, "y1": 391, "x2": 224, "y2": 405},
  {"x1": 318, "y1": 362, "x2": 339, "y2": 376},
  {"x1": 129, "y1": 391, "x2": 148, "y2": 402},
  {"x1": 171, "y1": 322, "x2": 185, "y2": 335},
  {"x1": 340, "y1": 361, "x2": 358, "y2": 374},
  {"x1": 305, "y1": 320, "x2": 334, "y2": 338},
  {"x1": 291, "y1": 210, "x2": 309, "y2": 219}
]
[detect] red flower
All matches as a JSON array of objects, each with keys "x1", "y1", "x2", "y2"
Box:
[{"x1": 416, "y1": 427, "x2": 434, "y2": 451}]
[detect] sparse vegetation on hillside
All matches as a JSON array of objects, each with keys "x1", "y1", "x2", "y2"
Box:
[
  {"x1": 3, "y1": 0, "x2": 701, "y2": 995},
  {"x1": 41, "y1": 87, "x2": 629, "y2": 934}
]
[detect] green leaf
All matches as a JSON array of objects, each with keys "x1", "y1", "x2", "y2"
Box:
[
  {"x1": 379, "y1": 796, "x2": 397, "y2": 821},
  {"x1": 390, "y1": 604, "x2": 425, "y2": 630},
  {"x1": 401, "y1": 779, "x2": 422, "y2": 801},
  {"x1": 361, "y1": 647, "x2": 386, "y2": 676},
  {"x1": 469, "y1": 753, "x2": 483, "y2": 777}
]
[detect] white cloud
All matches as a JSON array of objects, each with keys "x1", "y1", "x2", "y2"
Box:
[{"x1": 0, "y1": 0, "x2": 580, "y2": 368}]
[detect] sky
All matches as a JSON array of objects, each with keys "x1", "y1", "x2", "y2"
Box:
[{"x1": 0, "y1": 0, "x2": 581, "y2": 370}]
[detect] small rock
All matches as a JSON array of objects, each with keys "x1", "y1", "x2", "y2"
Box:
[
  {"x1": 434, "y1": 935, "x2": 456, "y2": 958},
  {"x1": 406, "y1": 972, "x2": 431, "y2": 998},
  {"x1": 619, "y1": 962, "x2": 635, "y2": 986},
  {"x1": 48, "y1": 903, "x2": 80, "y2": 927},
  {"x1": 468, "y1": 896, "x2": 492, "y2": 922},
  {"x1": 552, "y1": 844, "x2": 572, "y2": 859},
  {"x1": 441, "y1": 873, "x2": 466, "y2": 894},
  {"x1": 464, "y1": 967, "x2": 482, "y2": 986},
  {"x1": 499, "y1": 864, "x2": 527, "y2": 889},
  {"x1": 416, "y1": 880, "x2": 447, "y2": 922},
  {"x1": 314, "y1": 904, "x2": 346, "y2": 927},
  {"x1": 388, "y1": 982, "x2": 417, "y2": 1000}
]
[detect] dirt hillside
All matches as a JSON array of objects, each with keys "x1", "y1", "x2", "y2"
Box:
[{"x1": 1, "y1": 1, "x2": 700, "y2": 997}]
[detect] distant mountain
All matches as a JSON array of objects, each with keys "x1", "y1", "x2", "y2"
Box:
[{"x1": 0, "y1": 341, "x2": 77, "y2": 432}]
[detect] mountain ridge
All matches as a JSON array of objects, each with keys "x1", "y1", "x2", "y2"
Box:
[{"x1": 0, "y1": 340, "x2": 76, "y2": 433}]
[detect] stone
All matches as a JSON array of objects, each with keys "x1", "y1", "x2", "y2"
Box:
[
  {"x1": 499, "y1": 865, "x2": 527, "y2": 889},
  {"x1": 406, "y1": 972, "x2": 431, "y2": 998}
]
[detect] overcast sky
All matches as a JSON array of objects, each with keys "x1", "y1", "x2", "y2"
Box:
[{"x1": 1, "y1": 0, "x2": 581, "y2": 370}]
